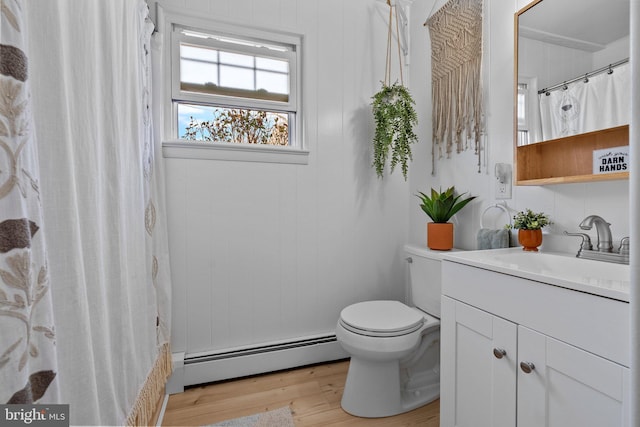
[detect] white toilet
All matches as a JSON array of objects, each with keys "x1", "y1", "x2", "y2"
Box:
[{"x1": 336, "y1": 244, "x2": 453, "y2": 418}]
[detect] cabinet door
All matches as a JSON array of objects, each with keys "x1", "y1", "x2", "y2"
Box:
[
  {"x1": 441, "y1": 296, "x2": 517, "y2": 427},
  {"x1": 517, "y1": 326, "x2": 630, "y2": 427}
]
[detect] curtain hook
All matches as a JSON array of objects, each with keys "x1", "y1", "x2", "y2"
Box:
[
  {"x1": 583, "y1": 74, "x2": 589, "y2": 83},
  {"x1": 608, "y1": 65, "x2": 614, "y2": 75}
]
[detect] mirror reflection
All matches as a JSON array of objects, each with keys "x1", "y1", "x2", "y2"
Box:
[{"x1": 516, "y1": 0, "x2": 630, "y2": 146}]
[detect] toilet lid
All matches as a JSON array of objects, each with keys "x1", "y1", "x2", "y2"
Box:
[{"x1": 340, "y1": 300, "x2": 424, "y2": 335}]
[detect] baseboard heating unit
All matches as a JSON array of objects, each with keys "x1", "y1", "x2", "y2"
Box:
[{"x1": 181, "y1": 333, "x2": 348, "y2": 387}]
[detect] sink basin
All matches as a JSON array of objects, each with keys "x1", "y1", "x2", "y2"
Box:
[{"x1": 443, "y1": 248, "x2": 630, "y2": 301}]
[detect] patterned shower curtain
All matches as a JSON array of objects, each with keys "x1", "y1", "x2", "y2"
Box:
[
  {"x1": 0, "y1": 1, "x2": 173, "y2": 425},
  {"x1": 0, "y1": 0, "x2": 59, "y2": 405},
  {"x1": 539, "y1": 62, "x2": 630, "y2": 141}
]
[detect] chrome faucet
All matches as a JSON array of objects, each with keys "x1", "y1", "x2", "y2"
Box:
[
  {"x1": 563, "y1": 231, "x2": 592, "y2": 256},
  {"x1": 565, "y1": 215, "x2": 628, "y2": 264},
  {"x1": 579, "y1": 215, "x2": 613, "y2": 252}
]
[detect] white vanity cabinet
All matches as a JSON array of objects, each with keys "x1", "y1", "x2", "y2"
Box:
[
  {"x1": 441, "y1": 256, "x2": 630, "y2": 427},
  {"x1": 441, "y1": 297, "x2": 517, "y2": 427},
  {"x1": 516, "y1": 325, "x2": 629, "y2": 427}
]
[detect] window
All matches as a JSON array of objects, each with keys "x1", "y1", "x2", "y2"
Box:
[
  {"x1": 517, "y1": 82, "x2": 530, "y2": 146},
  {"x1": 517, "y1": 77, "x2": 542, "y2": 147},
  {"x1": 163, "y1": 15, "x2": 306, "y2": 164}
]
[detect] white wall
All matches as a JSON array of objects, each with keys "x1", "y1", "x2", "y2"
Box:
[
  {"x1": 519, "y1": 35, "x2": 630, "y2": 90},
  {"x1": 593, "y1": 35, "x2": 630, "y2": 68},
  {"x1": 408, "y1": 0, "x2": 630, "y2": 254},
  {"x1": 154, "y1": 0, "x2": 631, "y2": 361},
  {"x1": 150, "y1": 0, "x2": 411, "y2": 356},
  {"x1": 518, "y1": 37, "x2": 593, "y2": 89}
]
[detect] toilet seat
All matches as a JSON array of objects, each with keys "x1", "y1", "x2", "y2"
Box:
[{"x1": 339, "y1": 300, "x2": 425, "y2": 337}]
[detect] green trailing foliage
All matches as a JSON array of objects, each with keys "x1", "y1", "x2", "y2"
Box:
[
  {"x1": 371, "y1": 82, "x2": 418, "y2": 180},
  {"x1": 416, "y1": 186, "x2": 476, "y2": 223}
]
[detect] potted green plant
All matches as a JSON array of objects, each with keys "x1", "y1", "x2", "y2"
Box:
[
  {"x1": 416, "y1": 186, "x2": 476, "y2": 250},
  {"x1": 509, "y1": 209, "x2": 551, "y2": 251},
  {"x1": 372, "y1": 82, "x2": 418, "y2": 180}
]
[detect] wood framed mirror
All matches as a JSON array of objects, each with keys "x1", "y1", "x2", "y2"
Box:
[{"x1": 514, "y1": 0, "x2": 630, "y2": 185}]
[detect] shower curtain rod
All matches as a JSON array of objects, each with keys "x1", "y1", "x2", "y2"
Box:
[{"x1": 538, "y1": 57, "x2": 629, "y2": 95}]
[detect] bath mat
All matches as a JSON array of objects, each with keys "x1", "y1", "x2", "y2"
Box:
[{"x1": 206, "y1": 406, "x2": 295, "y2": 427}]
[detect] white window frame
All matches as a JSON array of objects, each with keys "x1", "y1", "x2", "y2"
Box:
[
  {"x1": 517, "y1": 76, "x2": 541, "y2": 146},
  {"x1": 158, "y1": 7, "x2": 307, "y2": 164}
]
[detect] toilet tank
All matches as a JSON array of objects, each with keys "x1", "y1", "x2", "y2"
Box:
[{"x1": 405, "y1": 244, "x2": 461, "y2": 318}]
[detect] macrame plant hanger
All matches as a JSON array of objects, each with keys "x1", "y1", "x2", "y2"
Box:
[
  {"x1": 372, "y1": 1, "x2": 417, "y2": 180},
  {"x1": 384, "y1": 0, "x2": 404, "y2": 87}
]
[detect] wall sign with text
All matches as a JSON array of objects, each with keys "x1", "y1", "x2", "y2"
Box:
[{"x1": 593, "y1": 146, "x2": 629, "y2": 174}]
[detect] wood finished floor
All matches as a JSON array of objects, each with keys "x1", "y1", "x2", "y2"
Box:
[{"x1": 162, "y1": 359, "x2": 440, "y2": 426}]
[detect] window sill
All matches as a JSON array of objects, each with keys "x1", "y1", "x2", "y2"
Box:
[{"x1": 162, "y1": 140, "x2": 309, "y2": 165}]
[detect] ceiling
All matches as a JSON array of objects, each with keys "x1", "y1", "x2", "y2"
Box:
[{"x1": 518, "y1": 0, "x2": 629, "y2": 52}]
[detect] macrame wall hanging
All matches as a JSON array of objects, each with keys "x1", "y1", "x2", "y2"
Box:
[{"x1": 426, "y1": 0, "x2": 484, "y2": 175}]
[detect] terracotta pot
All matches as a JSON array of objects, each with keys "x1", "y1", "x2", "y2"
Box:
[
  {"x1": 518, "y1": 229, "x2": 543, "y2": 252},
  {"x1": 427, "y1": 222, "x2": 454, "y2": 251}
]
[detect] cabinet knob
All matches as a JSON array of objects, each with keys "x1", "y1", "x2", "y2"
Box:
[
  {"x1": 520, "y1": 361, "x2": 535, "y2": 374},
  {"x1": 493, "y1": 348, "x2": 507, "y2": 359}
]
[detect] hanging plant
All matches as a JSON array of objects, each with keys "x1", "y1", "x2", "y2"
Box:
[
  {"x1": 372, "y1": 82, "x2": 418, "y2": 180},
  {"x1": 371, "y1": 2, "x2": 417, "y2": 180}
]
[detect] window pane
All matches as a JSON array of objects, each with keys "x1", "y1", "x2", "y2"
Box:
[
  {"x1": 181, "y1": 59, "x2": 218, "y2": 86},
  {"x1": 181, "y1": 44, "x2": 218, "y2": 62},
  {"x1": 178, "y1": 103, "x2": 289, "y2": 146},
  {"x1": 518, "y1": 130, "x2": 530, "y2": 146},
  {"x1": 256, "y1": 57, "x2": 288, "y2": 73},
  {"x1": 256, "y1": 71, "x2": 288, "y2": 95},
  {"x1": 177, "y1": 104, "x2": 217, "y2": 139},
  {"x1": 219, "y1": 51, "x2": 254, "y2": 67},
  {"x1": 220, "y1": 65, "x2": 254, "y2": 90},
  {"x1": 517, "y1": 90, "x2": 527, "y2": 127},
  {"x1": 178, "y1": 34, "x2": 292, "y2": 102}
]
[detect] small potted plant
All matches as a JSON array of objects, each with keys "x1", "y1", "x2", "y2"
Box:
[
  {"x1": 509, "y1": 209, "x2": 551, "y2": 251},
  {"x1": 416, "y1": 186, "x2": 476, "y2": 250}
]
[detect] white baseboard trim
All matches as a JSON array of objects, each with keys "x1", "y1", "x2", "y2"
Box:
[
  {"x1": 155, "y1": 394, "x2": 169, "y2": 427},
  {"x1": 165, "y1": 352, "x2": 185, "y2": 395},
  {"x1": 180, "y1": 333, "x2": 348, "y2": 388}
]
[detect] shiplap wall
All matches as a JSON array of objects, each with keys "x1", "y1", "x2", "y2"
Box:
[
  {"x1": 408, "y1": 0, "x2": 630, "y2": 254},
  {"x1": 519, "y1": 36, "x2": 630, "y2": 93},
  {"x1": 150, "y1": 0, "x2": 412, "y2": 356},
  {"x1": 153, "y1": 0, "x2": 631, "y2": 361},
  {"x1": 518, "y1": 37, "x2": 592, "y2": 90}
]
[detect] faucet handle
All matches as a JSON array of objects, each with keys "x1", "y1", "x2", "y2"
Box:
[
  {"x1": 619, "y1": 237, "x2": 630, "y2": 255},
  {"x1": 564, "y1": 231, "x2": 593, "y2": 251}
]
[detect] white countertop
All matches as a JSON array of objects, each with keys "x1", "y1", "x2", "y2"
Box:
[{"x1": 443, "y1": 248, "x2": 630, "y2": 302}]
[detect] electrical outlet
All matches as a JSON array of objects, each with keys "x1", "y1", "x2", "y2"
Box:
[
  {"x1": 495, "y1": 163, "x2": 512, "y2": 199},
  {"x1": 496, "y1": 181, "x2": 512, "y2": 199}
]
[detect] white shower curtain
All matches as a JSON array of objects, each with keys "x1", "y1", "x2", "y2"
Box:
[
  {"x1": 539, "y1": 62, "x2": 630, "y2": 141},
  {"x1": 9, "y1": 1, "x2": 173, "y2": 425}
]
